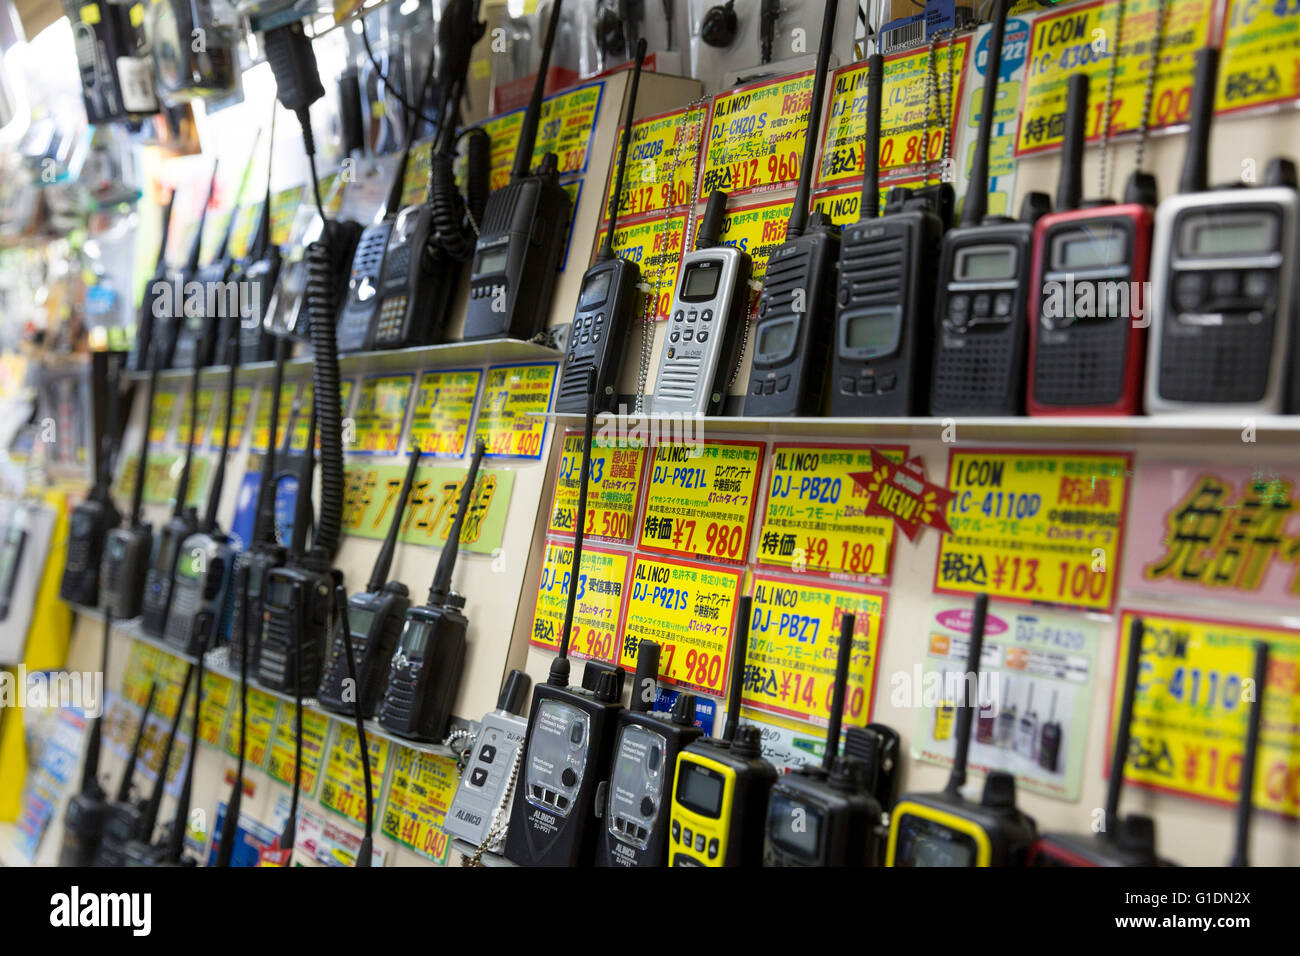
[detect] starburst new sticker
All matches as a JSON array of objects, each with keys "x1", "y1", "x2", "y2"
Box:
[{"x1": 849, "y1": 450, "x2": 955, "y2": 541}]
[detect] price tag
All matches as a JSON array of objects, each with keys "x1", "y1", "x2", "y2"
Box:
[
  {"x1": 758, "y1": 443, "x2": 907, "y2": 581},
  {"x1": 1017, "y1": 0, "x2": 1214, "y2": 155},
  {"x1": 409, "y1": 369, "x2": 482, "y2": 457},
  {"x1": 548, "y1": 430, "x2": 646, "y2": 543},
  {"x1": 269, "y1": 186, "x2": 304, "y2": 247},
  {"x1": 174, "y1": 388, "x2": 216, "y2": 448},
  {"x1": 320, "y1": 724, "x2": 391, "y2": 826},
  {"x1": 819, "y1": 41, "x2": 970, "y2": 187},
  {"x1": 619, "y1": 556, "x2": 742, "y2": 695},
  {"x1": 593, "y1": 212, "x2": 687, "y2": 321},
  {"x1": 291, "y1": 380, "x2": 354, "y2": 452},
  {"x1": 744, "y1": 574, "x2": 886, "y2": 727},
  {"x1": 123, "y1": 641, "x2": 163, "y2": 706},
  {"x1": 196, "y1": 672, "x2": 233, "y2": 748},
  {"x1": 698, "y1": 196, "x2": 793, "y2": 281},
  {"x1": 380, "y1": 749, "x2": 459, "y2": 864},
  {"x1": 482, "y1": 82, "x2": 604, "y2": 190},
  {"x1": 602, "y1": 104, "x2": 709, "y2": 221},
  {"x1": 935, "y1": 449, "x2": 1132, "y2": 612},
  {"x1": 209, "y1": 385, "x2": 253, "y2": 450},
  {"x1": 1221, "y1": 0, "x2": 1300, "y2": 114},
  {"x1": 701, "y1": 71, "x2": 818, "y2": 200},
  {"x1": 400, "y1": 138, "x2": 435, "y2": 207},
  {"x1": 220, "y1": 688, "x2": 278, "y2": 770},
  {"x1": 228, "y1": 203, "x2": 262, "y2": 261},
  {"x1": 638, "y1": 440, "x2": 763, "y2": 564},
  {"x1": 128, "y1": 453, "x2": 208, "y2": 508},
  {"x1": 530, "y1": 540, "x2": 629, "y2": 664},
  {"x1": 352, "y1": 375, "x2": 413, "y2": 455},
  {"x1": 475, "y1": 363, "x2": 557, "y2": 459},
  {"x1": 149, "y1": 389, "x2": 178, "y2": 447},
  {"x1": 251, "y1": 380, "x2": 299, "y2": 452},
  {"x1": 266, "y1": 708, "x2": 329, "y2": 796},
  {"x1": 1115, "y1": 609, "x2": 1300, "y2": 818}
]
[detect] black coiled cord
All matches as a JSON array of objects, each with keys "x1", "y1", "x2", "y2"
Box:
[
  {"x1": 428, "y1": 127, "x2": 491, "y2": 263},
  {"x1": 303, "y1": 231, "x2": 348, "y2": 559}
]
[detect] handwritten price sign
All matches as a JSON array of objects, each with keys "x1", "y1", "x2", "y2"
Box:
[
  {"x1": 381, "y1": 748, "x2": 459, "y2": 864},
  {"x1": 530, "y1": 540, "x2": 629, "y2": 665},
  {"x1": 701, "y1": 71, "x2": 818, "y2": 200},
  {"x1": 320, "y1": 724, "x2": 391, "y2": 826},
  {"x1": 408, "y1": 369, "x2": 481, "y2": 457},
  {"x1": 352, "y1": 375, "x2": 413, "y2": 455},
  {"x1": 548, "y1": 430, "x2": 646, "y2": 543},
  {"x1": 935, "y1": 449, "x2": 1132, "y2": 612},
  {"x1": 475, "y1": 363, "x2": 557, "y2": 459},
  {"x1": 267, "y1": 707, "x2": 329, "y2": 796},
  {"x1": 593, "y1": 212, "x2": 687, "y2": 321},
  {"x1": 603, "y1": 104, "x2": 708, "y2": 221},
  {"x1": 638, "y1": 440, "x2": 763, "y2": 564}
]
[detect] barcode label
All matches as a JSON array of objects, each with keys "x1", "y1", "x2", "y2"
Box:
[{"x1": 881, "y1": 18, "x2": 925, "y2": 54}]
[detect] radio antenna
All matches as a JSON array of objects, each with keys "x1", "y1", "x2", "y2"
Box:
[
  {"x1": 695, "y1": 190, "x2": 728, "y2": 250},
  {"x1": 597, "y1": 39, "x2": 647, "y2": 263},
  {"x1": 1229, "y1": 641, "x2": 1269, "y2": 867},
  {"x1": 549, "y1": 369, "x2": 596, "y2": 687},
  {"x1": 822, "y1": 612, "x2": 855, "y2": 771},
  {"x1": 127, "y1": 343, "x2": 162, "y2": 528},
  {"x1": 859, "y1": 54, "x2": 883, "y2": 220},
  {"x1": 721, "y1": 594, "x2": 752, "y2": 743},
  {"x1": 138, "y1": 664, "x2": 195, "y2": 845},
  {"x1": 214, "y1": 131, "x2": 262, "y2": 266},
  {"x1": 1105, "y1": 616, "x2": 1144, "y2": 833},
  {"x1": 945, "y1": 593, "x2": 988, "y2": 795},
  {"x1": 250, "y1": 337, "x2": 289, "y2": 548},
  {"x1": 962, "y1": 0, "x2": 1010, "y2": 227},
  {"x1": 184, "y1": 162, "x2": 220, "y2": 276},
  {"x1": 631, "y1": 639, "x2": 660, "y2": 714},
  {"x1": 164, "y1": 651, "x2": 203, "y2": 864},
  {"x1": 1179, "y1": 47, "x2": 1218, "y2": 195},
  {"x1": 428, "y1": 440, "x2": 486, "y2": 607},
  {"x1": 154, "y1": 191, "x2": 176, "y2": 275},
  {"x1": 115, "y1": 682, "x2": 157, "y2": 803},
  {"x1": 1057, "y1": 73, "x2": 1088, "y2": 212},
  {"x1": 173, "y1": 356, "x2": 202, "y2": 519},
  {"x1": 367, "y1": 445, "x2": 422, "y2": 592},
  {"x1": 786, "y1": 0, "x2": 837, "y2": 239},
  {"x1": 200, "y1": 332, "x2": 240, "y2": 533},
  {"x1": 248, "y1": 113, "x2": 276, "y2": 262},
  {"x1": 511, "y1": 0, "x2": 565, "y2": 181},
  {"x1": 334, "y1": 586, "x2": 374, "y2": 867}
]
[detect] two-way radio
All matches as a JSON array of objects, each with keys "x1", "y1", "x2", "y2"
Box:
[
  {"x1": 57, "y1": 613, "x2": 116, "y2": 866},
  {"x1": 742, "y1": 0, "x2": 840, "y2": 415},
  {"x1": 376, "y1": 441, "x2": 486, "y2": 742},
  {"x1": 1145, "y1": 47, "x2": 1298, "y2": 414},
  {"x1": 462, "y1": 0, "x2": 572, "y2": 342},
  {"x1": 162, "y1": 163, "x2": 219, "y2": 371},
  {"x1": 668, "y1": 595, "x2": 777, "y2": 866},
  {"x1": 649, "y1": 190, "x2": 754, "y2": 415},
  {"x1": 887, "y1": 593, "x2": 1038, "y2": 866},
  {"x1": 555, "y1": 39, "x2": 648, "y2": 414},
  {"x1": 318, "y1": 444, "x2": 422, "y2": 717},
  {"x1": 504, "y1": 373, "x2": 628, "y2": 866},
  {"x1": 442, "y1": 669, "x2": 533, "y2": 857},
  {"x1": 234, "y1": 113, "x2": 283, "y2": 367},
  {"x1": 122, "y1": 662, "x2": 198, "y2": 865},
  {"x1": 129, "y1": 192, "x2": 176, "y2": 373},
  {"x1": 79, "y1": 681, "x2": 155, "y2": 866},
  {"x1": 1027, "y1": 73, "x2": 1156, "y2": 416},
  {"x1": 1229, "y1": 641, "x2": 1268, "y2": 867},
  {"x1": 830, "y1": 54, "x2": 950, "y2": 416},
  {"x1": 929, "y1": 0, "x2": 1051, "y2": 416}
]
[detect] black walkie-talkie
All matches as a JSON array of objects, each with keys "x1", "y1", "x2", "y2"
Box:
[
  {"x1": 929, "y1": 0, "x2": 1050, "y2": 417},
  {"x1": 556, "y1": 40, "x2": 647, "y2": 414},
  {"x1": 122, "y1": 662, "x2": 197, "y2": 865},
  {"x1": 234, "y1": 114, "x2": 282, "y2": 367},
  {"x1": 376, "y1": 441, "x2": 485, "y2": 742},
  {"x1": 165, "y1": 162, "x2": 219, "y2": 371},
  {"x1": 764, "y1": 612, "x2": 888, "y2": 866},
  {"x1": 505, "y1": 372, "x2": 627, "y2": 867},
  {"x1": 139, "y1": 353, "x2": 202, "y2": 639},
  {"x1": 462, "y1": 0, "x2": 572, "y2": 342},
  {"x1": 58, "y1": 613, "x2": 115, "y2": 865},
  {"x1": 129, "y1": 192, "x2": 176, "y2": 373},
  {"x1": 743, "y1": 0, "x2": 840, "y2": 416},
  {"x1": 318, "y1": 444, "x2": 422, "y2": 717},
  {"x1": 831, "y1": 54, "x2": 950, "y2": 416},
  {"x1": 92, "y1": 680, "x2": 163, "y2": 867}
]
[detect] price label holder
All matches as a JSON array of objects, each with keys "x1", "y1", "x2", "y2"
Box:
[
  {"x1": 548, "y1": 430, "x2": 646, "y2": 543},
  {"x1": 935, "y1": 449, "x2": 1132, "y2": 612},
  {"x1": 757, "y1": 443, "x2": 906, "y2": 581},
  {"x1": 593, "y1": 212, "x2": 688, "y2": 321},
  {"x1": 475, "y1": 362, "x2": 557, "y2": 459},
  {"x1": 529, "y1": 539, "x2": 630, "y2": 665},
  {"x1": 220, "y1": 688, "x2": 279, "y2": 770},
  {"x1": 409, "y1": 369, "x2": 482, "y2": 457},
  {"x1": 196, "y1": 671, "x2": 234, "y2": 748},
  {"x1": 482, "y1": 81, "x2": 605, "y2": 190},
  {"x1": 602, "y1": 103, "x2": 709, "y2": 221},
  {"x1": 637, "y1": 439, "x2": 763, "y2": 564},
  {"x1": 744, "y1": 573, "x2": 886, "y2": 727},
  {"x1": 320, "y1": 723, "x2": 392, "y2": 827},
  {"x1": 1114, "y1": 609, "x2": 1300, "y2": 818},
  {"x1": 267, "y1": 707, "x2": 329, "y2": 796},
  {"x1": 251, "y1": 379, "x2": 299, "y2": 453},
  {"x1": 209, "y1": 384, "x2": 254, "y2": 450},
  {"x1": 701, "y1": 70, "x2": 818, "y2": 200},
  {"x1": 292, "y1": 380, "x2": 355, "y2": 452},
  {"x1": 352, "y1": 374, "x2": 414, "y2": 455},
  {"x1": 381, "y1": 748, "x2": 459, "y2": 864},
  {"x1": 619, "y1": 555, "x2": 742, "y2": 696}
]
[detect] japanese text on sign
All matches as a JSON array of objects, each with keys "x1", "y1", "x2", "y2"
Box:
[
  {"x1": 353, "y1": 375, "x2": 413, "y2": 455},
  {"x1": 531, "y1": 541, "x2": 628, "y2": 665},
  {"x1": 320, "y1": 724, "x2": 391, "y2": 826},
  {"x1": 549, "y1": 431, "x2": 646, "y2": 543},
  {"x1": 482, "y1": 82, "x2": 604, "y2": 190},
  {"x1": 594, "y1": 213, "x2": 687, "y2": 322},
  {"x1": 603, "y1": 104, "x2": 708, "y2": 220},
  {"x1": 639, "y1": 440, "x2": 763, "y2": 564},
  {"x1": 408, "y1": 369, "x2": 481, "y2": 457},
  {"x1": 475, "y1": 363, "x2": 557, "y2": 459},
  {"x1": 381, "y1": 749, "x2": 458, "y2": 864},
  {"x1": 701, "y1": 71, "x2": 817, "y2": 200}
]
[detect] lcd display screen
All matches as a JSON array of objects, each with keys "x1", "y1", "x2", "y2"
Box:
[
  {"x1": 767, "y1": 791, "x2": 822, "y2": 859},
  {"x1": 957, "y1": 247, "x2": 1015, "y2": 280},
  {"x1": 675, "y1": 762, "x2": 724, "y2": 817},
  {"x1": 476, "y1": 247, "x2": 508, "y2": 275},
  {"x1": 579, "y1": 270, "x2": 612, "y2": 309},
  {"x1": 681, "y1": 262, "x2": 722, "y2": 301}
]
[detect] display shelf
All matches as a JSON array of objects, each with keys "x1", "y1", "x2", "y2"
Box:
[{"x1": 450, "y1": 839, "x2": 518, "y2": 867}]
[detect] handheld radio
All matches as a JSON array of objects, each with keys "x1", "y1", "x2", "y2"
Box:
[
  {"x1": 596, "y1": 641, "x2": 705, "y2": 867},
  {"x1": 139, "y1": 354, "x2": 203, "y2": 639},
  {"x1": 742, "y1": 0, "x2": 841, "y2": 416},
  {"x1": 764, "y1": 612, "x2": 888, "y2": 867},
  {"x1": 1027, "y1": 73, "x2": 1156, "y2": 416},
  {"x1": 929, "y1": 0, "x2": 1050, "y2": 417},
  {"x1": 80, "y1": 681, "x2": 155, "y2": 867},
  {"x1": 668, "y1": 596, "x2": 778, "y2": 867},
  {"x1": 150, "y1": 650, "x2": 205, "y2": 867},
  {"x1": 164, "y1": 162, "x2": 219, "y2": 371},
  {"x1": 60, "y1": 359, "x2": 123, "y2": 608},
  {"x1": 461, "y1": 0, "x2": 572, "y2": 342},
  {"x1": 504, "y1": 374, "x2": 628, "y2": 867},
  {"x1": 555, "y1": 40, "x2": 648, "y2": 414},
  {"x1": 831, "y1": 55, "x2": 950, "y2": 416},
  {"x1": 1229, "y1": 641, "x2": 1268, "y2": 867},
  {"x1": 129, "y1": 192, "x2": 176, "y2": 373},
  {"x1": 122, "y1": 662, "x2": 198, "y2": 865},
  {"x1": 58, "y1": 613, "x2": 115, "y2": 866},
  {"x1": 318, "y1": 444, "x2": 422, "y2": 717},
  {"x1": 376, "y1": 440, "x2": 486, "y2": 742},
  {"x1": 162, "y1": 329, "x2": 242, "y2": 656},
  {"x1": 331, "y1": 586, "x2": 378, "y2": 865},
  {"x1": 234, "y1": 116, "x2": 283, "y2": 367},
  {"x1": 1030, "y1": 616, "x2": 1165, "y2": 866},
  {"x1": 650, "y1": 190, "x2": 754, "y2": 415},
  {"x1": 1146, "y1": 48, "x2": 1298, "y2": 414},
  {"x1": 442, "y1": 669, "x2": 533, "y2": 856},
  {"x1": 887, "y1": 593, "x2": 1038, "y2": 866}
]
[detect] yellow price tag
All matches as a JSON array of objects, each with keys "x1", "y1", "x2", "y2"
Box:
[
  {"x1": 197, "y1": 671, "x2": 233, "y2": 748},
  {"x1": 758, "y1": 443, "x2": 906, "y2": 580},
  {"x1": 1220, "y1": 0, "x2": 1300, "y2": 115},
  {"x1": 935, "y1": 449, "x2": 1132, "y2": 611},
  {"x1": 220, "y1": 689, "x2": 278, "y2": 769},
  {"x1": 701, "y1": 71, "x2": 819, "y2": 199},
  {"x1": 409, "y1": 369, "x2": 481, "y2": 457},
  {"x1": 697, "y1": 196, "x2": 795, "y2": 281},
  {"x1": 352, "y1": 375, "x2": 412, "y2": 454},
  {"x1": 269, "y1": 186, "x2": 304, "y2": 247},
  {"x1": 548, "y1": 431, "x2": 646, "y2": 543},
  {"x1": 291, "y1": 380, "x2": 353, "y2": 452},
  {"x1": 474, "y1": 363, "x2": 557, "y2": 459},
  {"x1": 593, "y1": 212, "x2": 687, "y2": 321},
  {"x1": 209, "y1": 385, "x2": 253, "y2": 450},
  {"x1": 321, "y1": 724, "x2": 391, "y2": 826},
  {"x1": 267, "y1": 708, "x2": 329, "y2": 795},
  {"x1": 603, "y1": 104, "x2": 707, "y2": 221},
  {"x1": 638, "y1": 440, "x2": 763, "y2": 564},
  {"x1": 251, "y1": 380, "x2": 298, "y2": 453},
  {"x1": 400, "y1": 139, "x2": 434, "y2": 207},
  {"x1": 149, "y1": 389, "x2": 178, "y2": 447},
  {"x1": 381, "y1": 749, "x2": 459, "y2": 864},
  {"x1": 342, "y1": 463, "x2": 513, "y2": 554},
  {"x1": 174, "y1": 388, "x2": 216, "y2": 448},
  {"x1": 482, "y1": 82, "x2": 603, "y2": 190},
  {"x1": 530, "y1": 540, "x2": 628, "y2": 664}
]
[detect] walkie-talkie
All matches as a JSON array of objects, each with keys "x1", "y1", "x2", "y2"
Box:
[
  {"x1": 596, "y1": 640, "x2": 705, "y2": 867},
  {"x1": 376, "y1": 441, "x2": 486, "y2": 742},
  {"x1": 743, "y1": 0, "x2": 840, "y2": 416},
  {"x1": 929, "y1": 0, "x2": 1050, "y2": 417},
  {"x1": 555, "y1": 40, "x2": 648, "y2": 414},
  {"x1": 92, "y1": 681, "x2": 162, "y2": 867},
  {"x1": 318, "y1": 444, "x2": 422, "y2": 717},
  {"x1": 235, "y1": 115, "x2": 283, "y2": 367},
  {"x1": 164, "y1": 162, "x2": 219, "y2": 371},
  {"x1": 1030, "y1": 616, "x2": 1166, "y2": 866},
  {"x1": 139, "y1": 353, "x2": 202, "y2": 639},
  {"x1": 443, "y1": 669, "x2": 533, "y2": 856},
  {"x1": 887, "y1": 593, "x2": 1038, "y2": 866},
  {"x1": 462, "y1": 0, "x2": 572, "y2": 342},
  {"x1": 1027, "y1": 74, "x2": 1155, "y2": 416},
  {"x1": 504, "y1": 373, "x2": 627, "y2": 867},
  {"x1": 1146, "y1": 47, "x2": 1298, "y2": 414},
  {"x1": 129, "y1": 192, "x2": 176, "y2": 373},
  {"x1": 121, "y1": 662, "x2": 197, "y2": 865},
  {"x1": 1229, "y1": 641, "x2": 1268, "y2": 867},
  {"x1": 669, "y1": 597, "x2": 777, "y2": 867},
  {"x1": 58, "y1": 613, "x2": 116, "y2": 865},
  {"x1": 163, "y1": 326, "x2": 242, "y2": 656},
  {"x1": 650, "y1": 190, "x2": 753, "y2": 415},
  {"x1": 764, "y1": 612, "x2": 888, "y2": 866},
  {"x1": 831, "y1": 54, "x2": 949, "y2": 416}
]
